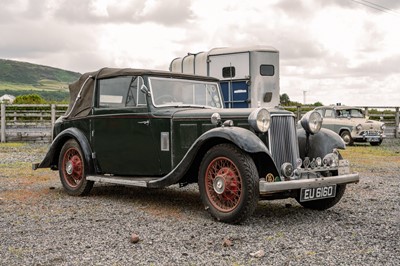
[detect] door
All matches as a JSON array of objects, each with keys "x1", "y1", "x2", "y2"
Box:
[
  {"x1": 91, "y1": 76, "x2": 160, "y2": 176},
  {"x1": 220, "y1": 81, "x2": 249, "y2": 108}
]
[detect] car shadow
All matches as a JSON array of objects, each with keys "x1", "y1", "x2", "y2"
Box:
[{"x1": 71, "y1": 182, "x2": 343, "y2": 224}]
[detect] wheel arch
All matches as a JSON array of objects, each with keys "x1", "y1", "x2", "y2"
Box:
[
  {"x1": 338, "y1": 127, "x2": 352, "y2": 136},
  {"x1": 34, "y1": 128, "x2": 94, "y2": 174}
]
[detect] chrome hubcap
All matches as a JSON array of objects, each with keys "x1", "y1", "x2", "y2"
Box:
[
  {"x1": 213, "y1": 176, "x2": 225, "y2": 194},
  {"x1": 66, "y1": 161, "x2": 74, "y2": 175}
]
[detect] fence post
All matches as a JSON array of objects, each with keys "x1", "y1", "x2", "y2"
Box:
[
  {"x1": 1, "y1": 104, "x2": 5, "y2": 143},
  {"x1": 296, "y1": 106, "x2": 301, "y2": 121},
  {"x1": 51, "y1": 104, "x2": 56, "y2": 140},
  {"x1": 395, "y1": 107, "x2": 399, "y2": 139}
]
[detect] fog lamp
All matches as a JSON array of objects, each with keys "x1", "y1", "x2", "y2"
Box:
[{"x1": 281, "y1": 162, "x2": 294, "y2": 178}]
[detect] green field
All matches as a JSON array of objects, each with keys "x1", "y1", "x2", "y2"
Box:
[{"x1": 0, "y1": 59, "x2": 80, "y2": 102}]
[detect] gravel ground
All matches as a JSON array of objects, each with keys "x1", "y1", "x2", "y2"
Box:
[{"x1": 0, "y1": 140, "x2": 399, "y2": 266}]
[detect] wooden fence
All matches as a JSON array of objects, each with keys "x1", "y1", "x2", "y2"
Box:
[
  {"x1": 0, "y1": 104, "x2": 399, "y2": 143},
  {"x1": 0, "y1": 104, "x2": 68, "y2": 143}
]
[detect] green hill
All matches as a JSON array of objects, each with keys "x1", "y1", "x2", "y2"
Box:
[{"x1": 0, "y1": 59, "x2": 81, "y2": 102}]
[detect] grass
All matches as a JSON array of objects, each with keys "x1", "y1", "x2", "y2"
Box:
[
  {"x1": 340, "y1": 139, "x2": 400, "y2": 173},
  {"x1": 0, "y1": 80, "x2": 69, "y2": 92}
]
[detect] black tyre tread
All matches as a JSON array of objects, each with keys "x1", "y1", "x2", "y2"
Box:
[
  {"x1": 297, "y1": 184, "x2": 346, "y2": 210},
  {"x1": 340, "y1": 131, "x2": 354, "y2": 146},
  {"x1": 370, "y1": 140, "x2": 382, "y2": 146},
  {"x1": 198, "y1": 143, "x2": 259, "y2": 224},
  {"x1": 59, "y1": 139, "x2": 94, "y2": 196}
]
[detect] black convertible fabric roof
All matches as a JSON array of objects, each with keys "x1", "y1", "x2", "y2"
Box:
[{"x1": 65, "y1": 67, "x2": 219, "y2": 119}]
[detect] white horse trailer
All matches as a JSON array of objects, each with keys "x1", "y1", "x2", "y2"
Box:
[{"x1": 170, "y1": 46, "x2": 280, "y2": 108}]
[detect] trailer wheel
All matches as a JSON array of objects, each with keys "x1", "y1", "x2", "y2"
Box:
[{"x1": 198, "y1": 143, "x2": 259, "y2": 224}]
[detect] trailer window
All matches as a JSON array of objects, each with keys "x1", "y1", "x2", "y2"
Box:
[
  {"x1": 222, "y1": 67, "x2": 235, "y2": 78},
  {"x1": 260, "y1": 65, "x2": 274, "y2": 76}
]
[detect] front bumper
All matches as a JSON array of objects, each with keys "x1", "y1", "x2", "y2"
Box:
[
  {"x1": 259, "y1": 173, "x2": 359, "y2": 194},
  {"x1": 352, "y1": 131, "x2": 385, "y2": 142}
]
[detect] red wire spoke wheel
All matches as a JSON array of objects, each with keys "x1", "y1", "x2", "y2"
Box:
[
  {"x1": 205, "y1": 157, "x2": 242, "y2": 212},
  {"x1": 198, "y1": 143, "x2": 259, "y2": 224},
  {"x1": 59, "y1": 139, "x2": 93, "y2": 196}
]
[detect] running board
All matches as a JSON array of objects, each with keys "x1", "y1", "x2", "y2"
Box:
[{"x1": 86, "y1": 175, "x2": 160, "y2": 188}]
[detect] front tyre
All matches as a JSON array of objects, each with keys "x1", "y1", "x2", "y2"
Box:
[
  {"x1": 340, "y1": 131, "x2": 354, "y2": 146},
  {"x1": 59, "y1": 139, "x2": 93, "y2": 196},
  {"x1": 370, "y1": 140, "x2": 382, "y2": 146},
  {"x1": 296, "y1": 184, "x2": 346, "y2": 210},
  {"x1": 198, "y1": 143, "x2": 259, "y2": 224}
]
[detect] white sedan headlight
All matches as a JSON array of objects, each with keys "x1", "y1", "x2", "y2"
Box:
[
  {"x1": 300, "y1": 111, "x2": 323, "y2": 134},
  {"x1": 248, "y1": 108, "x2": 271, "y2": 133}
]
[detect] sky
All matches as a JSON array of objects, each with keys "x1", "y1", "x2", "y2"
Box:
[{"x1": 1, "y1": 0, "x2": 399, "y2": 106}]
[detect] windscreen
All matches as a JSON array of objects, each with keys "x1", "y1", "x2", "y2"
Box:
[{"x1": 149, "y1": 77, "x2": 223, "y2": 108}]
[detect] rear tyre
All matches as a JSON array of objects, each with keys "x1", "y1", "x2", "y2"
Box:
[
  {"x1": 198, "y1": 143, "x2": 259, "y2": 224},
  {"x1": 59, "y1": 139, "x2": 93, "y2": 196},
  {"x1": 296, "y1": 184, "x2": 346, "y2": 210},
  {"x1": 340, "y1": 131, "x2": 354, "y2": 146}
]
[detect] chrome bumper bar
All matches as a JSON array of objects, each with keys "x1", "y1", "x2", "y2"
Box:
[{"x1": 259, "y1": 173, "x2": 359, "y2": 193}]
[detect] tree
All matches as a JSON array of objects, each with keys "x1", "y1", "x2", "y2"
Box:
[
  {"x1": 313, "y1": 101, "x2": 323, "y2": 106},
  {"x1": 14, "y1": 94, "x2": 46, "y2": 104},
  {"x1": 280, "y1": 93, "x2": 290, "y2": 106}
]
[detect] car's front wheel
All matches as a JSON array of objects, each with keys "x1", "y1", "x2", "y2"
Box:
[
  {"x1": 59, "y1": 139, "x2": 93, "y2": 196},
  {"x1": 198, "y1": 143, "x2": 259, "y2": 224},
  {"x1": 370, "y1": 140, "x2": 382, "y2": 146},
  {"x1": 340, "y1": 130, "x2": 354, "y2": 146}
]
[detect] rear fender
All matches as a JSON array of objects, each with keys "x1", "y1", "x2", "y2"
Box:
[{"x1": 33, "y1": 128, "x2": 94, "y2": 174}]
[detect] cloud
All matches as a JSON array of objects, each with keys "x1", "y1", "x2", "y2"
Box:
[
  {"x1": 0, "y1": 0, "x2": 399, "y2": 106},
  {"x1": 52, "y1": 0, "x2": 193, "y2": 25}
]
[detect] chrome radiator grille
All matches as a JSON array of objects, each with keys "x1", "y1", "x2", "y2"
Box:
[{"x1": 268, "y1": 115, "x2": 299, "y2": 175}]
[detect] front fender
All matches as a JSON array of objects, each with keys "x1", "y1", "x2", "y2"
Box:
[
  {"x1": 197, "y1": 127, "x2": 271, "y2": 154},
  {"x1": 297, "y1": 128, "x2": 345, "y2": 159},
  {"x1": 32, "y1": 128, "x2": 94, "y2": 173},
  {"x1": 148, "y1": 126, "x2": 276, "y2": 188}
]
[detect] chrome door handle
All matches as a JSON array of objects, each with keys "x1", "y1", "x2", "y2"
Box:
[{"x1": 138, "y1": 120, "x2": 150, "y2": 126}]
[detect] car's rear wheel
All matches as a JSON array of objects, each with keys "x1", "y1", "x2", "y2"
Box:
[
  {"x1": 340, "y1": 130, "x2": 354, "y2": 146},
  {"x1": 198, "y1": 143, "x2": 259, "y2": 224},
  {"x1": 59, "y1": 139, "x2": 93, "y2": 196}
]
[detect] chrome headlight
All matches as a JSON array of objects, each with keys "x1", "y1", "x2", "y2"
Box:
[
  {"x1": 356, "y1": 124, "x2": 362, "y2": 131},
  {"x1": 248, "y1": 108, "x2": 271, "y2": 133},
  {"x1": 300, "y1": 111, "x2": 323, "y2": 134},
  {"x1": 381, "y1": 124, "x2": 386, "y2": 131}
]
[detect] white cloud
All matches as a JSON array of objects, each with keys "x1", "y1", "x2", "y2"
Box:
[{"x1": 0, "y1": 0, "x2": 399, "y2": 106}]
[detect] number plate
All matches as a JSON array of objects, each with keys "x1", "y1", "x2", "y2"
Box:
[
  {"x1": 367, "y1": 137, "x2": 380, "y2": 142},
  {"x1": 300, "y1": 185, "x2": 337, "y2": 202}
]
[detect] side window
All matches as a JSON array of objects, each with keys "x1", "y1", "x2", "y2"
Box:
[
  {"x1": 222, "y1": 67, "x2": 235, "y2": 78},
  {"x1": 260, "y1": 65, "x2": 274, "y2": 76},
  {"x1": 324, "y1": 109, "x2": 334, "y2": 118},
  {"x1": 98, "y1": 76, "x2": 146, "y2": 108}
]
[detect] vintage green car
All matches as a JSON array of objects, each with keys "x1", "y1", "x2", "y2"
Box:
[
  {"x1": 313, "y1": 106, "x2": 386, "y2": 146},
  {"x1": 33, "y1": 68, "x2": 359, "y2": 223}
]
